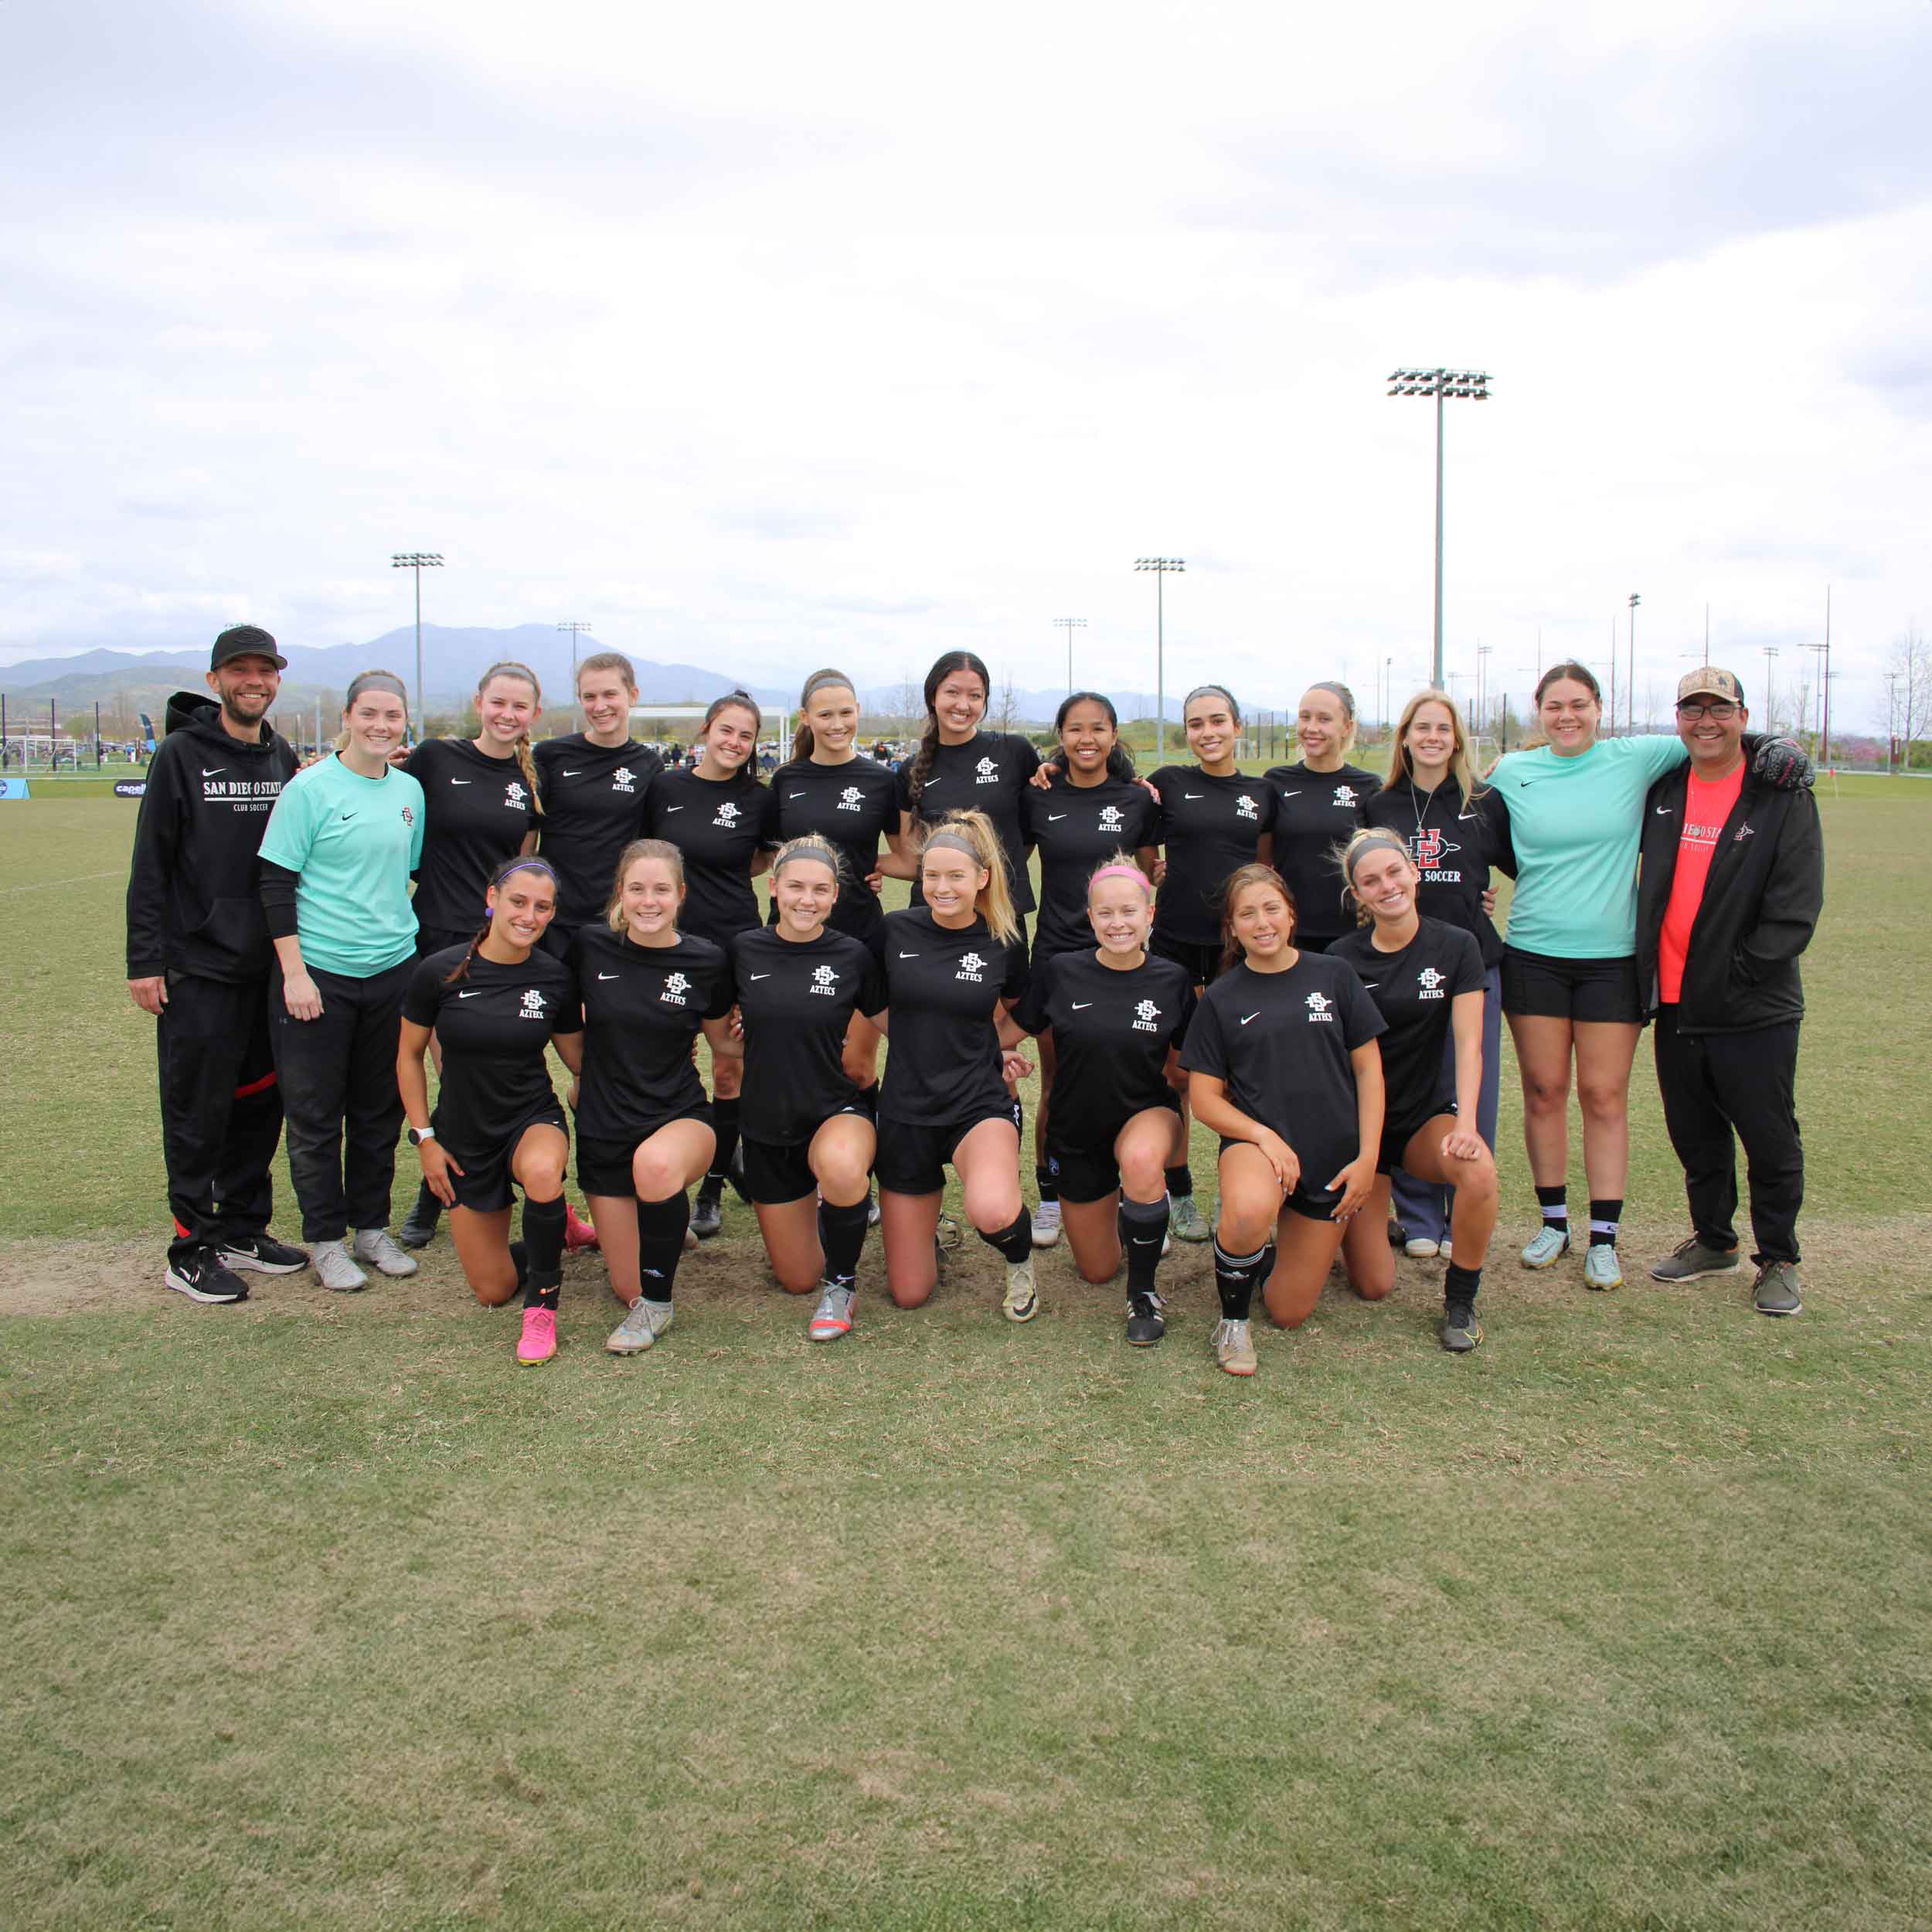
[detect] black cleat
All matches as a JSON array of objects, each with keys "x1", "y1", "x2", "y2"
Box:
[
  {"x1": 691, "y1": 1190, "x2": 723, "y2": 1240},
  {"x1": 1125, "y1": 1290, "x2": 1166, "y2": 1348},
  {"x1": 1440, "y1": 1301, "x2": 1482, "y2": 1352}
]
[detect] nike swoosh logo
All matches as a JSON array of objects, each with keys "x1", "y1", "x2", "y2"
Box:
[
  {"x1": 1279, "y1": 790, "x2": 1300, "y2": 798},
  {"x1": 340, "y1": 812, "x2": 357, "y2": 821},
  {"x1": 898, "y1": 951, "x2": 920, "y2": 958},
  {"x1": 450, "y1": 780, "x2": 471, "y2": 786},
  {"x1": 1240, "y1": 1012, "x2": 1260, "y2": 1025},
  {"x1": 597, "y1": 972, "x2": 620, "y2": 981},
  {"x1": 458, "y1": 990, "x2": 483, "y2": 998},
  {"x1": 201, "y1": 767, "x2": 225, "y2": 777},
  {"x1": 1183, "y1": 793, "x2": 1203, "y2": 800},
  {"x1": 1655, "y1": 805, "x2": 1672, "y2": 815},
  {"x1": 1458, "y1": 809, "x2": 1479, "y2": 820},
  {"x1": 787, "y1": 791, "x2": 805, "y2": 798},
  {"x1": 1048, "y1": 813, "x2": 1066, "y2": 821},
  {"x1": 926, "y1": 777, "x2": 944, "y2": 784},
  {"x1": 1361, "y1": 981, "x2": 1379, "y2": 988},
  {"x1": 749, "y1": 973, "x2": 771, "y2": 981},
  {"x1": 562, "y1": 770, "x2": 582, "y2": 777},
  {"x1": 1131, "y1": 1236, "x2": 1158, "y2": 1246},
  {"x1": 1071, "y1": 1001, "x2": 1093, "y2": 1009},
  {"x1": 664, "y1": 805, "x2": 684, "y2": 813}
]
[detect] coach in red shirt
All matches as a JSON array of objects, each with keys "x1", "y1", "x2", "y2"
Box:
[{"x1": 1635, "y1": 667, "x2": 1823, "y2": 1316}]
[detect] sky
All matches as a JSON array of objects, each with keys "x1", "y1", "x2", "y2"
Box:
[{"x1": 3, "y1": 0, "x2": 1929, "y2": 734}]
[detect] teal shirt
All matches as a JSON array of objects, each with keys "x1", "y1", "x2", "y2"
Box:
[
  {"x1": 1489, "y1": 736, "x2": 1689, "y2": 961},
  {"x1": 259, "y1": 753, "x2": 425, "y2": 977}
]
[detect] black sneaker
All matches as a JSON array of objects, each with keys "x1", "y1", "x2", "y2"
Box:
[
  {"x1": 219, "y1": 1232, "x2": 309, "y2": 1274},
  {"x1": 1440, "y1": 1301, "x2": 1482, "y2": 1352},
  {"x1": 691, "y1": 1189, "x2": 723, "y2": 1240},
  {"x1": 1387, "y1": 1217, "x2": 1409, "y2": 1250},
  {"x1": 1125, "y1": 1290, "x2": 1166, "y2": 1348},
  {"x1": 396, "y1": 1201, "x2": 441, "y2": 1249},
  {"x1": 165, "y1": 1250, "x2": 250, "y2": 1304}
]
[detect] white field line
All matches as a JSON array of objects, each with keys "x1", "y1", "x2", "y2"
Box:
[{"x1": 0, "y1": 869, "x2": 124, "y2": 896}]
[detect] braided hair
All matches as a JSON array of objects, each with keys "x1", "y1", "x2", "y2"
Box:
[
  {"x1": 905, "y1": 651, "x2": 990, "y2": 811},
  {"x1": 476, "y1": 660, "x2": 545, "y2": 817},
  {"x1": 444, "y1": 857, "x2": 560, "y2": 984}
]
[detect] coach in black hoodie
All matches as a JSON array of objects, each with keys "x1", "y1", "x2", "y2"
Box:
[
  {"x1": 1636, "y1": 666, "x2": 1823, "y2": 1316},
  {"x1": 125, "y1": 627, "x2": 307, "y2": 1302}
]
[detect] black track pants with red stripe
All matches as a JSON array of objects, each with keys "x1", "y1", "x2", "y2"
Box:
[{"x1": 156, "y1": 971, "x2": 284, "y2": 1267}]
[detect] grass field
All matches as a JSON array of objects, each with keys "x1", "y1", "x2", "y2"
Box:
[{"x1": 3, "y1": 778, "x2": 1930, "y2": 1931}]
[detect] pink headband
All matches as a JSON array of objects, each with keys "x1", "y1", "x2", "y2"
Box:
[{"x1": 1089, "y1": 863, "x2": 1152, "y2": 896}]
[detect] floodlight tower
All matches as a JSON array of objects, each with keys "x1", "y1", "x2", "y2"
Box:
[
  {"x1": 1387, "y1": 366, "x2": 1492, "y2": 688},
  {"x1": 1801, "y1": 585, "x2": 1833, "y2": 767},
  {"x1": 1054, "y1": 617, "x2": 1087, "y2": 697},
  {"x1": 390, "y1": 552, "x2": 444, "y2": 729},
  {"x1": 1627, "y1": 593, "x2": 1641, "y2": 733},
  {"x1": 558, "y1": 620, "x2": 592, "y2": 680},
  {"x1": 1134, "y1": 558, "x2": 1185, "y2": 760}
]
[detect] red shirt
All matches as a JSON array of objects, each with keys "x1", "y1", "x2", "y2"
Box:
[{"x1": 1658, "y1": 761, "x2": 1746, "y2": 1002}]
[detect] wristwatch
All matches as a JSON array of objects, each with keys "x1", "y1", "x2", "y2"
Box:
[{"x1": 407, "y1": 1126, "x2": 436, "y2": 1146}]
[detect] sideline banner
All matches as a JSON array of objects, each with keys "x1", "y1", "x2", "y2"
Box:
[
  {"x1": 113, "y1": 779, "x2": 148, "y2": 799},
  {"x1": 0, "y1": 778, "x2": 29, "y2": 801}
]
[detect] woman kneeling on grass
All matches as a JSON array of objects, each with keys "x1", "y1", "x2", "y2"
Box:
[
  {"x1": 1012, "y1": 855, "x2": 1193, "y2": 1346},
  {"x1": 874, "y1": 811, "x2": 1039, "y2": 1321},
  {"x1": 1180, "y1": 863, "x2": 1386, "y2": 1378},
  {"x1": 732, "y1": 839, "x2": 888, "y2": 1343},
  {"x1": 571, "y1": 841, "x2": 739, "y2": 1358},
  {"x1": 398, "y1": 859, "x2": 581, "y2": 1367},
  {"x1": 1328, "y1": 831, "x2": 1500, "y2": 1353}
]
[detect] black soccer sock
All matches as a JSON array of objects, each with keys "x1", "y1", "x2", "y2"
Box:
[
  {"x1": 978, "y1": 1208, "x2": 1033, "y2": 1266},
  {"x1": 1035, "y1": 1162, "x2": 1059, "y2": 1206},
  {"x1": 702, "y1": 1097, "x2": 740, "y2": 1194},
  {"x1": 1588, "y1": 1199, "x2": 1623, "y2": 1249},
  {"x1": 1120, "y1": 1195, "x2": 1170, "y2": 1295},
  {"x1": 1165, "y1": 1162, "x2": 1195, "y2": 1201},
  {"x1": 522, "y1": 1195, "x2": 566, "y2": 1308},
  {"x1": 508, "y1": 1240, "x2": 529, "y2": 1292},
  {"x1": 636, "y1": 1191, "x2": 690, "y2": 1300},
  {"x1": 1213, "y1": 1239, "x2": 1267, "y2": 1321},
  {"x1": 1535, "y1": 1184, "x2": 1568, "y2": 1236},
  {"x1": 819, "y1": 1198, "x2": 870, "y2": 1287},
  {"x1": 410, "y1": 1179, "x2": 442, "y2": 1226},
  {"x1": 1444, "y1": 1260, "x2": 1482, "y2": 1308}
]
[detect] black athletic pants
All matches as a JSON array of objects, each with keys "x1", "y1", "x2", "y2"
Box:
[
  {"x1": 269, "y1": 958, "x2": 413, "y2": 1243},
  {"x1": 1653, "y1": 1005, "x2": 1803, "y2": 1267},
  {"x1": 157, "y1": 971, "x2": 283, "y2": 1267}
]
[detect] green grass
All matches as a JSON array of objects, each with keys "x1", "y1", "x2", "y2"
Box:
[{"x1": 2, "y1": 785, "x2": 1930, "y2": 1930}]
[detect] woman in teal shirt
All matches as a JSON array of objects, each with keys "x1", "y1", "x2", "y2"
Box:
[
  {"x1": 259, "y1": 671, "x2": 427, "y2": 1293},
  {"x1": 1488, "y1": 661, "x2": 1807, "y2": 1289}
]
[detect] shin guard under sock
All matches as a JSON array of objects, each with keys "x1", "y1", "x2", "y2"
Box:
[
  {"x1": 1444, "y1": 1260, "x2": 1482, "y2": 1308},
  {"x1": 522, "y1": 1195, "x2": 566, "y2": 1308},
  {"x1": 1120, "y1": 1196, "x2": 1169, "y2": 1295},
  {"x1": 819, "y1": 1198, "x2": 870, "y2": 1286},
  {"x1": 637, "y1": 1192, "x2": 691, "y2": 1298},
  {"x1": 508, "y1": 1240, "x2": 529, "y2": 1292},
  {"x1": 1035, "y1": 1162, "x2": 1059, "y2": 1206},
  {"x1": 978, "y1": 1209, "x2": 1033, "y2": 1266},
  {"x1": 703, "y1": 1097, "x2": 740, "y2": 1194},
  {"x1": 1213, "y1": 1239, "x2": 1267, "y2": 1321}
]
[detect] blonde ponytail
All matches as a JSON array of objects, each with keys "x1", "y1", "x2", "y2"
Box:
[{"x1": 918, "y1": 808, "x2": 1020, "y2": 947}]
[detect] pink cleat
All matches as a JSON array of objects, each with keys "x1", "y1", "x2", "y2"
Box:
[
  {"x1": 516, "y1": 1305, "x2": 558, "y2": 1366},
  {"x1": 563, "y1": 1203, "x2": 600, "y2": 1253}
]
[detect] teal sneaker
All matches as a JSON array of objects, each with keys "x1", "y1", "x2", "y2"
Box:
[
  {"x1": 1583, "y1": 1242, "x2": 1623, "y2": 1291},
  {"x1": 1520, "y1": 1226, "x2": 1570, "y2": 1270}
]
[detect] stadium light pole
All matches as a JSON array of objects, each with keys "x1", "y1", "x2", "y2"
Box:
[
  {"x1": 1884, "y1": 671, "x2": 1901, "y2": 774},
  {"x1": 1387, "y1": 366, "x2": 1491, "y2": 689},
  {"x1": 1476, "y1": 643, "x2": 1495, "y2": 736},
  {"x1": 558, "y1": 620, "x2": 592, "y2": 682},
  {"x1": 1053, "y1": 617, "x2": 1087, "y2": 697},
  {"x1": 391, "y1": 552, "x2": 444, "y2": 731},
  {"x1": 1760, "y1": 646, "x2": 1781, "y2": 732},
  {"x1": 1134, "y1": 558, "x2": 1185, "y2": 760},
  {"x1": 1628, "y1": 593, "x2": 1641, "y2": 734},
  {"x1": 1802, "y1": 584, "x2": 1833, "y2": 767}
]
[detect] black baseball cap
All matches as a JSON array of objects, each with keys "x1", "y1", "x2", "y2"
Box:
[{"x1": 211, "y1": 624, "x2": 287, "y2": 671}]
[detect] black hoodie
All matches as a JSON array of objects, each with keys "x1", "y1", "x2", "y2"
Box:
[{"x1": 125, "y1": 691, "x2": 300, "y2": 981}]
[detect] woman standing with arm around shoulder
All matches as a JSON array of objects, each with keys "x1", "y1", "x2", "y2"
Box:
[
  {"x1": 1489, "y1": 661, "x2": 1810, "y2": 1289},
  {"x1": 1179, "y1": 864, "x2": 1386, "y2": 1378},
  {"x1": 395, "y1": 661, "x2": 546, "y2": 1251},
  {"x1": 1261, "y1": 680, "x2": 1379, "y2": 954},
  {"x1": 641, "y1": 689, "x2": 778, "y2": 1238},
  {"x1": 1361, "y1": 689, "x2": 1513, "y2": 1260},
  {"x1": 257, "y1": 670, "x2": 426, "y2": 1293}
]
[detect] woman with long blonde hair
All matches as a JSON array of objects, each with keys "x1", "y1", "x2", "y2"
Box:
[{"x1": 873, "y1": 811, "x2": 1039, "y2": 1321}]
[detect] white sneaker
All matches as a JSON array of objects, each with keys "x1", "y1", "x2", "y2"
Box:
[
  {"x1": 311, "y1": 1239, "x2": 367, "y2": 1292},
  {"x1": 353, "y1": 1227, "x2": 418, "y2": 1277},
  {"x1": 1405, "y1": 1236, "x2": 1441, "y2": 1259},
  {"x1": 1002, "y1": 1257, "x2": 1039, "y2": 1322},
  {"x1": 1031, "y1": 1199, "x2": 1063, "y2": 1247},
  {"x1": 1213, "y1": 1316, "x2": 1258, "y2": 1376},
  {"x1": 808, "y1": 1283, "x2": 857, "y2": 1342},
  {"x1": 606, "y1": 1296, "x2": 674, "y2": 1355}
]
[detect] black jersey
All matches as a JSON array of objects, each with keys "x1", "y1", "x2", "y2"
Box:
[
  {"x1": 1020, "y1": 775, "x2": 1160, "y2": 959},
  {"x1": 641, "y1": 766, "x2": 777, "y2": 945},
  {"x1": 1329, "y1": 918, "x2": 1485, "y2": 1131},
  {"x1": 570, "y1": 924, "x2": 734, "y2": 1140},
  {"x1": 1145, "y1": 766, "x2": 1278, "y2": 947},
  {"x1": 1359, "y1": 780, "x2": 1515, "y2": 968},
  {"x1": 403, "y1": 945, "x2": 580, "y2": 1154},
  {"x1": 1262, "y1": 760, "x2": 1377, "y2": 944},
  {"x1": 766, "y1": 753, "x2": 900, "y2": 941},
  {"x1": 1181, "y1": 952, "x2": 1386, "y2": 1190},
  {"x1": 532, "y1": 735, "x2": 662, "y2": 930},
  {"x1": 403, "y1": 738, "x2": 541, "y2": 936},
  {"x1": 731, "y1": 925, "x2": 887, "y2": 1143},
  {"x1": 876, "y1": 906, "x2": 1028, "y2": 1126},
  {"x1": 1014, "y1": 949, "x2": 1194, "y2": 1146},
  {"x1": 897, "y1": 730, "x2": 1041, "y2": 913}
]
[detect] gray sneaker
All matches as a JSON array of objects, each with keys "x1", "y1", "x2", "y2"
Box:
[
  {"x1": 1752, "y1": 1260, "x2": 1803, "y2": 1318},
  {"x1": 606, "y1": 1296, "x2": 675, "y2": 1354},
  {"x1": 353, "y1": 1227, "x2": 419, "y2": 1277},
  {"x1": 1649, "y1": 1236, "x2": 1742, "y2": 1283},
  {"x1": 1169, "y1": 1194, "x2": 1211, "y2": 1243},
  {"x1": 311, "y1": 1239, "x2": 368, "y2": 1293},
  {"x1": 808, "y1": 1283, "x2": 857, "y2": 1342}
]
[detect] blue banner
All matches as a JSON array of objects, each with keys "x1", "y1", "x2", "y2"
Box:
[{"x1": 0, "y1": 778, "x2": 31, "y2": 801}]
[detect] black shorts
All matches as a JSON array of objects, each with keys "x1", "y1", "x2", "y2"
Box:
[
  {"x1": 577, "y1": 1104, "x2": 715, "y2": 1196},
  {"x1": 1046, "y1": 1097, "x2": 1179, "y2": 1204},
  {"x1": 1377, "y1": 1100, "x2": 1456, "y2": 1175},
  {"x1": 1501, "y1": 947, "x2": 1641, "y2": 1024},
  {"x1": 876, "y1": 1101, "x2": 1019, "y2": 1197},
  {"x1": 440, "y1": 1105, "x2": 569, "y2": 1213},
  {"x1": 1216, "y1": 1136, "x2": 1342, "y2": 1223},
  {"x1": 1149, "y1": 930, "x2": 1225, "y2": 988},
  {"x1": 740, "y1": 1096, "x2": 879, "y2": 1206},
  {"x1": 415, "y1": 924, "x2": 477, "y2": 961}
]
